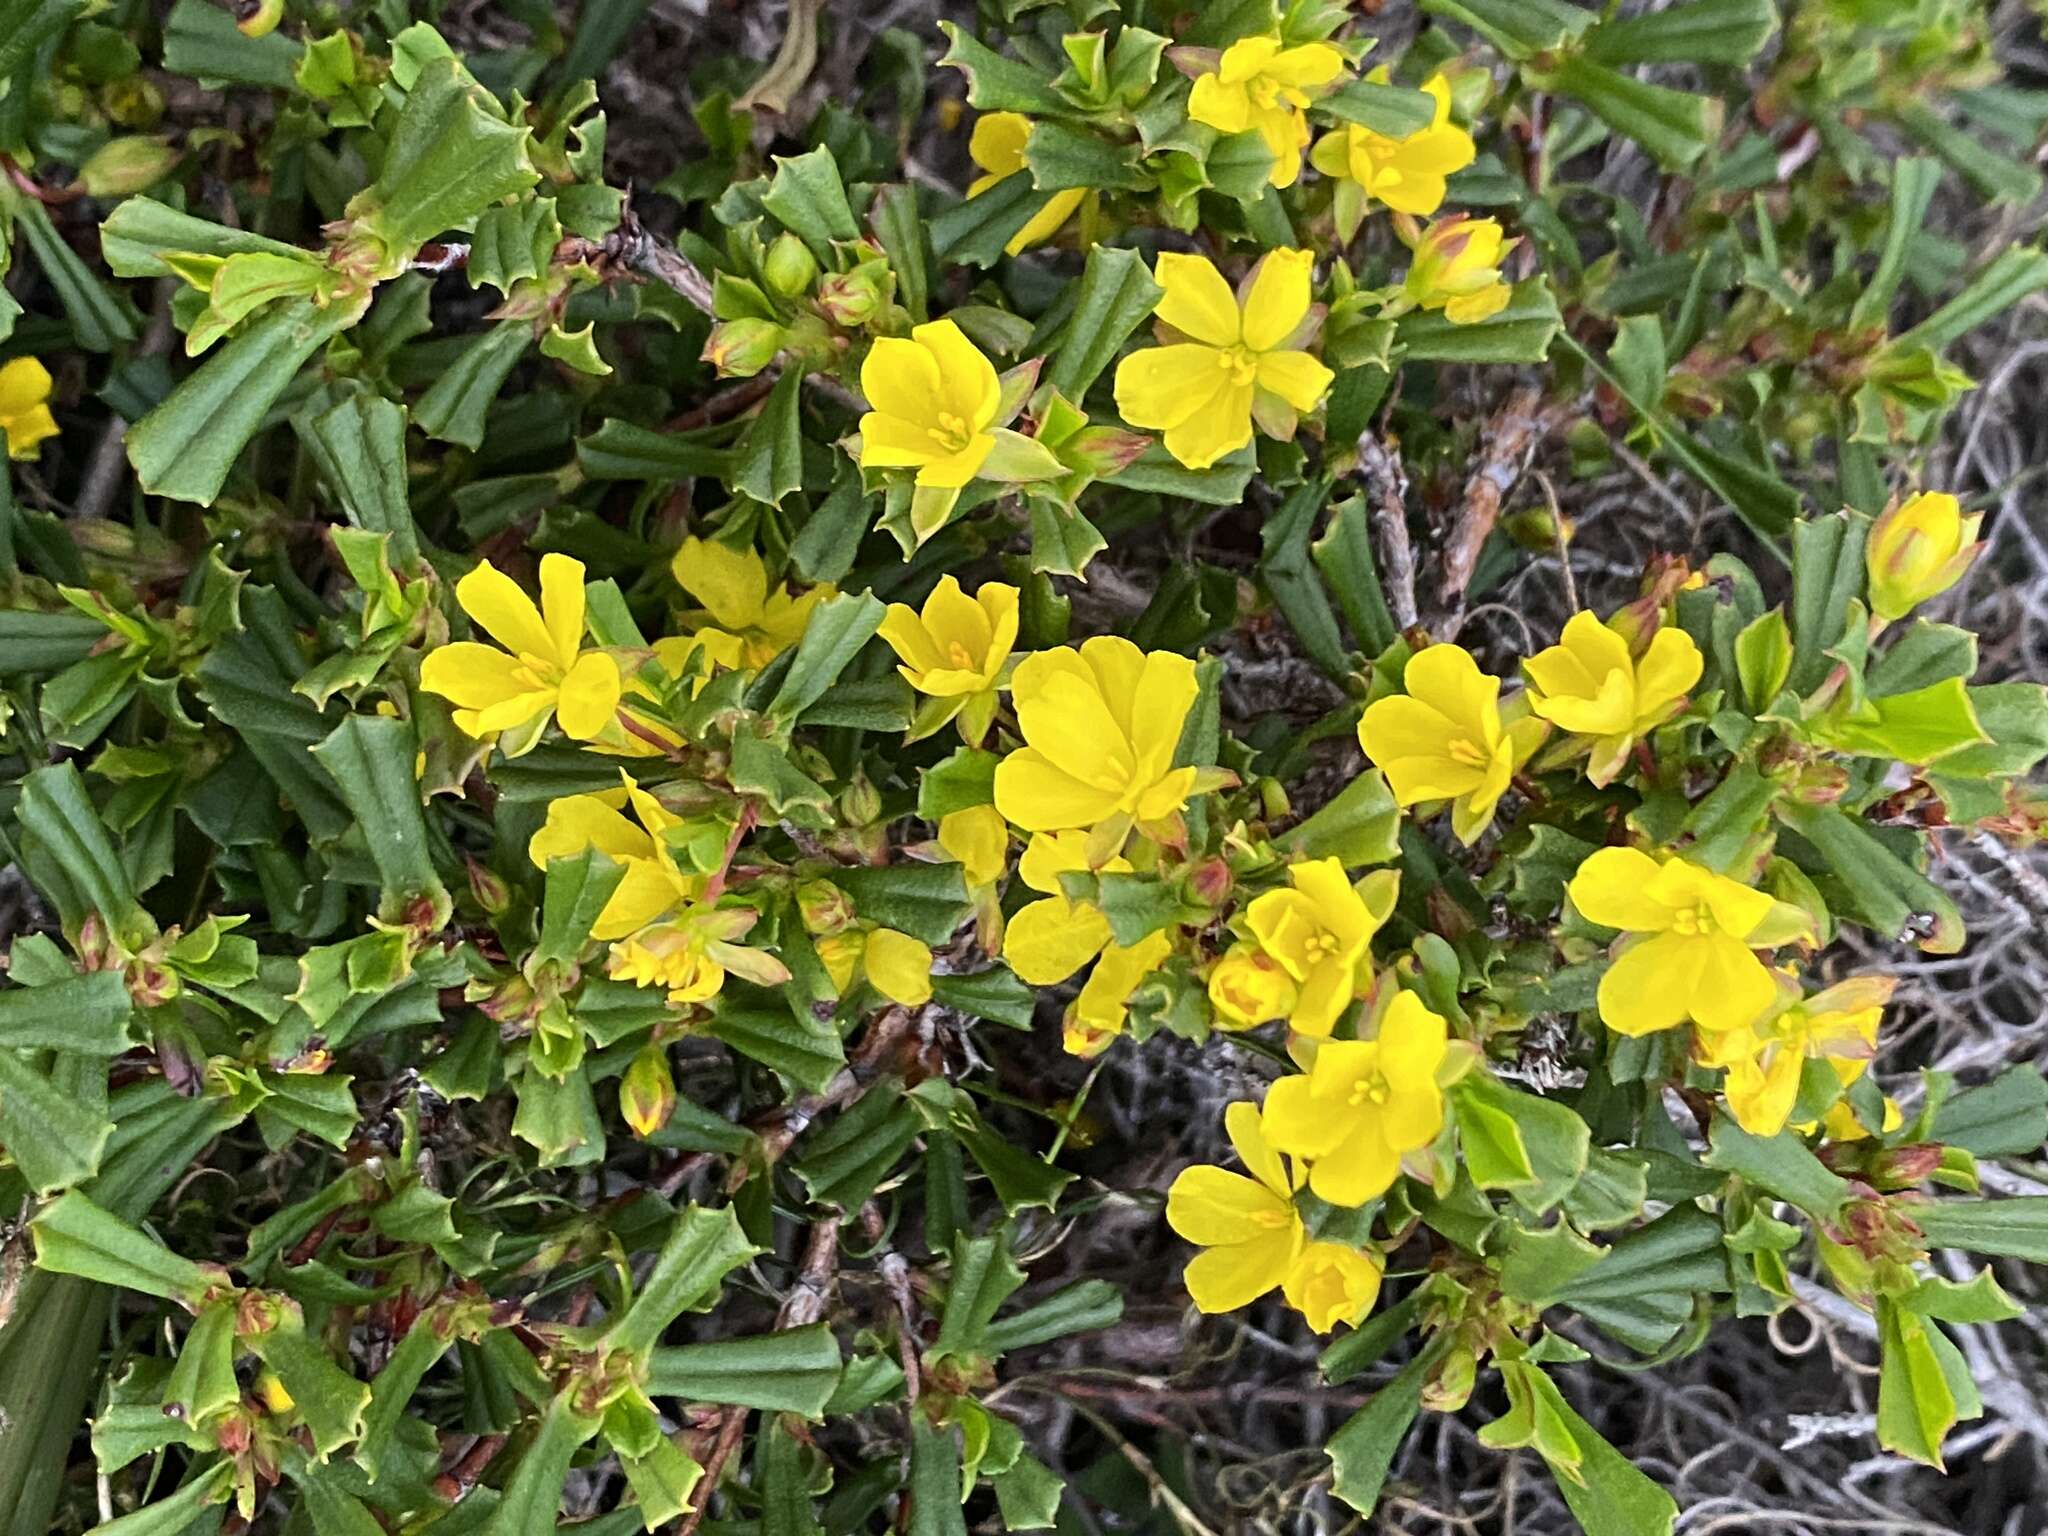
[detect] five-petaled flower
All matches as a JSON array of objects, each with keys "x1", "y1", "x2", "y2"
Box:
[
  {"x1": 1285, "y1": 1241, "x2": 1384, "y2": 1333},
  {"x1": 1697, "y1": 974, "x2": 1893, "y2": 1137},
  {"x1": 1114, "y1": 249, "x2": 1334, "y2": 470},
  {"x1": 609, "y1": 905, "x2": 787, "y2": 1005},
  {"x1": 1263, "y1": 991, "x2": 1451, "y2": 1207},
  {"x1": 1358, "y1": 643, "x2": 1544, "y2": 844},
  {"x1": 880, "y1": 576, "x2": 1018, "y2": 698},
  {"x1": 857, "y1": 318, "x2": 1002, "y2": 489},
  {"x1": 1185, "y1": 35, "x2": 1348, "y2": 189},
  {"x1": 1166, "y1": 1101, "x2": 1308, "y2": 1313},
  {"x1": 967, "y1": 113, "x2": 1086, "y2": 254},
  {"x1": 528, "y1": 775, "x2": 701, "y2": 940},
  {"x1": 1310, "y1": 70, "x2": 1474, "y2": 238},
  {"x1": 1244, "y1": 859, "x2": 1399, "y2": 1037},
  {"x1": 1866, "y1": 491, "x2": 1983, "y2": 622},
  {"x1": 1524, "y1": 611, "x2": 1703, "y2": 786},
  {"x1": 1404, "y1": 214, "x2": 1516, "y2": 324},
  {"x1": 1567, "y1": 847, "x2": 1802, "y2": 1038},
  {"x1": 0, "y1": 357, "x2": 60, "y2": 460},
  {"x1": 421, "y1": 553, "x2": 622, "y2": 756},
  {"x1": 671, "y1": 537, "x2": 832, "y2": 667},
  {"x1": 994, "y1": 637, "x2": 1200, "y2": 836}
]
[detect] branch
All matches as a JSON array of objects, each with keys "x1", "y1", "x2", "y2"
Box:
[
  {"x1": 1355, "y1": 432, "x2": 1418, "y2": 631},
  {"x1": 1440, "y1": 384, "x2": 1571, "y2": 627}
]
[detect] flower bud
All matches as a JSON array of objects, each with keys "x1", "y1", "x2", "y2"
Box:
[
  {"x1": 76, "y1": 137, "x2": 181, "y2": 197},
  {"x1": 234, "y1": 0, "x2": 284, "y2": 37},
  {"x1": 1866, "y1": 491, "x2": 1982, "y2": 621},
  {"x1": 1206, "y1": 943, "x2": 1296, "y2": 1030},
  {"x1": 839, "y1": 769, "x2": 882, "y2": 827},
  {"x1": 1184, "y1": 856, "x2": 1233, "y2": 909},
  {"x1": 1421, "y1": 1338, "x2": 1477, "y2": 1412},
  {"x1": 795, "y1": 879, "x2": 856, "y2": 936},
  {"x1": 465, "y1": 858, "x2": 511, "y2": 916},
  {"x1": 1258, "y1": 777, "x2": 1291, "y2": 821},
  {"x1": 1404, "y1": 214, "x2": 1515, "y2": 325},
  {"x1": 619, "y1": 1043, "x2": 677, "y2": 1139},
  {"x1": 763, "y1": 233, "x2": 819, "y2": 297},
  {"x1": 702, "y1": 318, "x2": 785, "y2": 378},
  {"x1": 816, "y1": 264, "x2": 890, "y2": 328},
  {"x1": 1870, "y1": 1142, "x2": 1943, "y2": 1189}
]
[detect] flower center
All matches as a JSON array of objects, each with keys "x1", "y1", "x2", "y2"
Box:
[
  {"x1": 1670, "y1": 901, "x2": 1718, "y2": 937},
  {"x1": 1347, "y1": 1074, "x2": 1390, "y2": 1108},
  {"x1": 927, "y1": 411, "x2": 974, "y2": 453},
  {"x1": 946, "y1": 639, "x2": 977, "y2": 670},
  {"x1": 1306, "y1": 931, "x2": 1342, "y2": 962},
  {"x1": 1218, "y1": 345, "x2": 1261, "y2": 385},
  {"x1": 1446, "y1": 737, "x2": 1489, "y2": 769}
]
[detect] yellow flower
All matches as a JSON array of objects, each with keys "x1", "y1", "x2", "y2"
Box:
[
  {"x1": 1284, "y1": 1241, "x2": 1384, "y2": 1333},
  {"x1": 857, "y1": 319, "x2": 1002, "y2": 489},
  {"x1": 1404, "y1": 214, "x2": 1516, "y2": 325},
  {"x1": 671, "y1": 538, "x2": 832, "y2": 667},
  {"x1": 1166, "y1": 1101, "x2": 1306, "y2": 1312},
  {"x1": 1244, "y1": 859, "x2": 1398, "y2": 1038},
  {"x1": 1309, "y1": 71, "x2": 1474, "y2": 217},
  {"x1": 1208, "y1": 942, "x2": 1299, "y2": 1030},
  {"x1": 0, "y1": 357, "x2": 59, "y2": 460},
  {"x1": 938, "y1": 805, "x2": 1009, "y2": 890},
  {"x1": 879, "y1": 577, "x2": 1018, "y2": 697},
  {"x1": 1066, "y1": 931, "x2": 1172, "y2": 1058},
  {"x1": 1567, "y1": 848, "x2": 1781, "y2": 1038},
  {"x1": 1114, "y1": 249, "x2": 1334, "y2": 470},
  {"x1": 1866, "y1": 492, "x2": 1983, "y2": 622},
  {"x1": 1263, "y1": 991, "x2": 1450, "y2": 1207},
  {"x1": 1187, "y1": 35, "x2": 1348, "y2": 189},
  {"x1": 1358, "y1": 643, "x2": 1541, "y2": 844},
  {"x1": 528, "y1": 777, "x2": 700, "y2": 941},
  {"x1": 1004, "y1": 830, "x2": 1129, "y2": 985},
  {"x1": 993, "y1": 637, "x2": 1200, "y2": 835},
  {"x1": 608, "y1": 906, "x2": 788, "y2": 1005},
  {"x1": 421, "y1": 554, "x2": 622, "y2": 756},
  {"x1": 863, "y1": 929, "x2": 936, "y2": 1007},
  {"x1": 1698, "y1": 975, "x2": 1892, "y2": 1138},
  {"x1": 1524, "y1": 612, "x2": 1703, "y2": 787},
  {"x1": 968, "y1": 112, "x2": 1086, "y2": 254}
]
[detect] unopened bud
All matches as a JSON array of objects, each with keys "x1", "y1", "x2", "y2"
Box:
[
  {"x1": 77, "y1": 137, "x2": 181, "y2": 197},
  {"x1": 1184, "y1": 857, "x2": 1233, "y2": 909},
  {"x1": 703, "y1": 318, "x2": 785, "y2": 378},
  {"x1": 764, "y1": 233, "x2": 819, "y2": 297},
  {"x1": 234, "y1": 0, "x2": 284, "y2": 37},
  {"x1": 1421, "y1": 1340, "x2": 1476, "y2": 1413},
  {"x1": 816, "y1": 265, "x2": 890, "y2": 329},
  {"x1": 619, "y1": 1043, "x2": 677, "y2": 1139},
  {"x1": 795, "y1": 879, "x2": 856, "y2": 936},
  {"x1": 839, "y1": 769, "x2": 882, "y2": 827},
  {"x1": 1258, "y1": 778, "x2": 1291, "y2": 821},
  {"x1": 1871, "y1": 1143, "x2": 1944, "y2": 1189},
  {"x1": 466, "y1": 858, "x2": 511, "y2": 916}
]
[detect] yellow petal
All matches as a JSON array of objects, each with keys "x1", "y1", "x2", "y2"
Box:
[
  {"x1": 0, "y1": 357, "x2": 53, "y2": 418},
  {"x1": 994, "y1": 749, "x2": 1125, "y2": 831},
  {"x1": 1596, "y1": 932, "x2": 1699, "y2": 1035},
  {"x1": 1115, "y1": 344, "x2": 1231, "y2": 433},
  {"x1": 1005, "y1": 896, "x2": 1111, "y2": 984},
  {"x1": 1166, "y1": 1163, "x2": 1292, "y2": 1247},
  {"x1": 1568, "y1": 847, "x2": 1672, "y2": 932},
  {"x1": 968, "y1": 112, "x2": 1031, "y2": 178},
  {"x1": 1240, "y1": 249, "x2": 1314, "y2": 352},
  {"x1": 1255, "y1": 349, "x2": 1334, "y2": 413},
  {"x1": 1225, "y1": 1100, "x2": 1295, "y2": 1199},
  {"x1": 456, "y1": 560, "x2": 555, "y2": 662},
  {"x1": 1402, "y1": 644, "x2": 1501, "y2": 749},
  {"x1": 915, "y1": 318, "x2": 1002, "y2": 432},
  {"x1": 529, "y1": 792, "x2": 649, "y2": 868},
  {"x1": 1004, "y1": 188, "x2": 1085, "y2": 256},
  {"x1": 596, "y1": 860, "x2": 690, "y2": 941},
  {"x1": 914, "y1": 434, "x2": 995, "y2": 489},
  {"x1": 1152, "y1": 252, "x2": 1242, "y2": 347},
  {"x1": 938, "y1": 805, "x2": 1008, "y2": 889},
  {"x1": 1690, "y1": 934, "x2": 1777, "y2": 1035},
  {"x1": 673, "y1": 538, "x2": 769, "y2": 631},
  {"x1": 420, "y1": 642, "x2": 537, "y2": 709},
  {"x1": 1187, "y1": 73, "x2": 1252, "y2": 137},
  {"x1": 1284, "y1": 1241, "x2": 1383, "y2": 1332},
  {"x1": 860, "y1": 334, "x2": 945, "y2": 423},
  {"x1": 1634, "y1": 626, "x2": 1704, "y2": 723},
  {"x1": 1444, "y1": 284, "x2": 1512, "y2": 325},
  {"x1": 1306, "y1": 1121, "x2": 1402, "y2": 1207},
  {"x1": 1263, "y1": 41, "x2": 1346, "y2": 90},
  {"x1": 537, "y1": 552, "x2": 588, "y2": 667},
  {"x1": 864, "y1": 928, "x2": 934, "y2": 1005},
  {"x1": 859, "y1": 411, "x2": 947, "y2": 470},
  {"x1": 1183, "y1": 1233, "x2": 1299, "y2": 1313},
  {"x1": 555, "y1": 651, "x2": 622, "y2": 740},
  {"x1": 1162, "y1": 376, "x2": 1255, "y2": 470}
]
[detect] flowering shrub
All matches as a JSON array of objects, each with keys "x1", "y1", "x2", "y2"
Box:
[{"x1": 2, "y1": 1, "x2": 2047, "y2": 1533}]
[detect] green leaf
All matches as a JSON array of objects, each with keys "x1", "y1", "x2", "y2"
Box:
[
  {"x1": 1312, "y1": 494, "x2": 1399, "y2": 655},
  {"x1": 346, "y1": 56, "x2": 538, "y2": 254},
  {"x1": 1044, "y1": 246, "x2": 1163, "y2": 402},
  {"x1": 828, "y1": 862, "x2": 971, "y2": 946},
  {"x1": 1530, "y1": 1376, "x2": 1679, "y2": 1535},
  {"x1": 730, "y1": 727, "x2": 833, "y2": 817},
  {"x1": 929, "y1": 1232, "x2": 1025, "y2": 1364},
  {"x1": 607, "y1": 1204, "x2": 763, "y2": 1356},
  {"x1": 708, "y1": 1004, "x2": 845, "y2": 1094},
  {"x1": 1821, "y1": 676, "x2": 1987, "y2": 765},
  {"x1": 1276, "y1": 768, "x2": 1400, "y2": 867},
  {"x1": 577, "y1": 418, "x2": 732, "y2": 482},
  {"x1": 78, "y1": 1462, "x2": 233, "y2": 1536},
  {"x1": 1849, "y1": 158, "x2": 1943, "y2": 331},
  {"x1": 1775, "y1": 800, "x2": 1964, "y2": 954},
  {"x1": 916, "y1": 748, "x2": 999, "y2": 819},
  {"x1": 1396, "y1": 280, "x2": 1561, "y2": 364},
  {"x1": 930, "y1": 967, "x2": 1037, "y2": 1029},
  {"x1": 468, "y1": 198, "x2": 563, "y2": 296},
  {"x1": 0, "y1": 0, "x2": 88, "y2": 86},
  {"x1": 1911, "y1": 1197, "x2": 2048, "y2": 1263},
  {"x1": 1317, "y1": 80, "x2": 1436, "y2": 136},
  {"x1": 0, "y1": 1049, "x2": 113, "y2": 1193},
  {"x1": 486, "y1": 1393, "x2": 603, "y2": 1536},
  {"x1": 1584, "y1": 0, "x2": 1778, "y2": 64},
  {"x1": 295, "y1": 392, "x2": 420, "y2": 566},
  {"x1": 1550, "y1": 1205, "x2": 1729, "y2": 1353},
  {"x1": 16, "y1": 762, "x2": 139, "y2": 933},
  {"x1": 980, "y1": 1280, "x2": 1123, "y2": 1355},
  {"x1": 1540, "y1": 55, "x2": 1722, "y2": 170},
  {"x1": 909, "y1": 1421, "x2": 970, "y2": 1536},
  {"x1": 736, "y1": 368, "x2": 806, "y2": 508},
  {"x1": 533, "y1": 849, "x2": 627, "y2": 968},
  {"x1": 1326, "y1": 1347, "x2": 1434, "y2": 1515},
  {"x1": 128, "y1": 297, "x2": 357, "y2": 507},
  {"x1": 929, "y1": 172, "x2": 1056, "y2": 269},
  {"x1": 990, "y1": 1453, "x2": 1064, "y2": 1530},
  {"x1": 162, "y1": 0, "x2": 300, "y2": 87},
  {"x1": 1454, "y1": 1083, "x2": 1536, "y2": 1188},
  {"x1": 769, "y1": 591, "x2": 885, "y2": 723},
  {"x1": 13, "y1": 199, "x2": 139, "y2": 352},
  {"x1": 1789, "y1": 512, "x2": 1865, "y2": 691},
  {"x1": 30, "y1": 1192, "x2": 219, "y2": 1304},
  {"x1": 1930, "y1": 1068, "x2": 2048, "y2": 1159},
  {"x1": 1893, "y1": 246, "x2": 2048, "y2": 355},
  {"x1": 1420, "y1": 0, "x2": 1594, "y2": 59},
  {"x1": 1025, "y1": 121, "x2": 1146, "y2": 191},
  {"x1": 648, "y1": 1324, "x2": 843, "y2": 1416},
  {"x1": 796, "y1": 1085, "x2": 922, "y2": 1209},
  {"x1": 937, "y1": 22, "x2": 1067, "y2": 115},
  {"x1": 311, "y1": 714, "x2": 449, "y2": 922},
  {"x1": 0, "y1": 968, "x2": 132, "y2": 1054},
  {"x1": 99, "y1": 198, "x2": 306, "y2": 280},
  {"x1": 1703, "y1": 1114, "x2": 1850, "y2": 1219},
  {"x1": 415, "y1": 321, "x2": 532, "y2": 450},
  {"x1": 1458, "y1": 1074, "x2": 1589, "y2": 1214},
  {"x1": 1929, "y1": 683, "x2": 2048, "y2": 779},
  {"x1": 1259, "y1": 477, "x2": 1347, "y2": 677},
  {"x1": 1876, "y1": 1294, "x2": 1970, "y2": 1467},
  {"x1": 761, "y1": 146, "x2": 861, "y2": 263}
]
